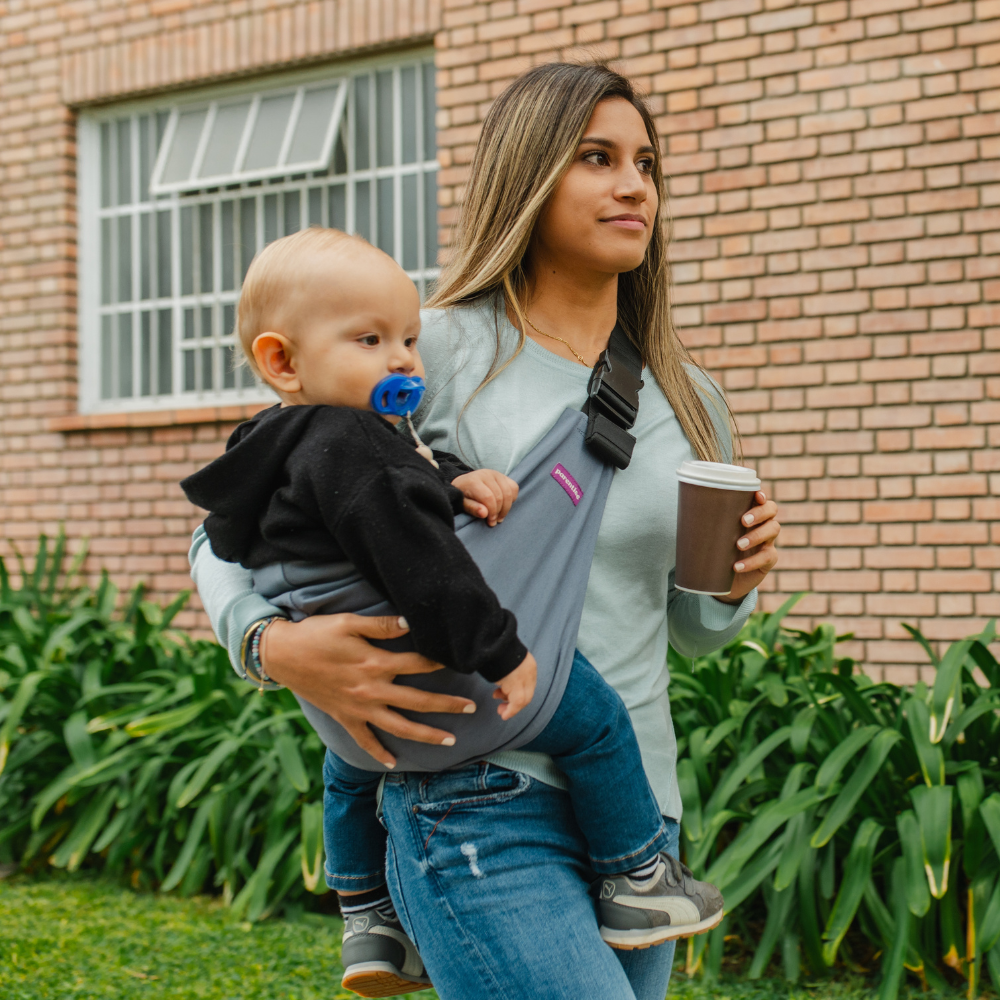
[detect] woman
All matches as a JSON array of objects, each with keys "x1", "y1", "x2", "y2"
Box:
[{"x1": 191, "y1": 63, "x2": 780, "y2": 999}]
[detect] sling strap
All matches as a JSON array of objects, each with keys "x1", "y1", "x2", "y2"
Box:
[{"x1": 583, "y1": 323, "x2": 644, "y2": 470}]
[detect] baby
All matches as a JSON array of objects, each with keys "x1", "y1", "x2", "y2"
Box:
[{"x1": 182, "y1": 227, "x2": 723, "y2": 998}]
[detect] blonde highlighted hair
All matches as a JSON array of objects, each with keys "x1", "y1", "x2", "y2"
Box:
[
  {"x1": 427, "y1": 63, "x2": 740, "y2": 464},
  {"x1": 235, "y1": 226, "x2": 370, "y2": 377}
]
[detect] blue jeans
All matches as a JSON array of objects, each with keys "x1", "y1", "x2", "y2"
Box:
[
  {"x1": 323, "y1": 651, "x2": 668, "y2": 888},
  {"x1": 382, "y1": 763, "x2": 679, "y2": 1000}
]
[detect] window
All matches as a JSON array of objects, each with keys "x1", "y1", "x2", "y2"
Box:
[{"x1": 77, "y1": 55, "x2": 438, "y2": 414}]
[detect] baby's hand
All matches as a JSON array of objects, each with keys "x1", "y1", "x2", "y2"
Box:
[
  {"x1": 493, "y1": 653, "x2": 537, "y2": 721},
  {"x1": 452, "y1": 469, "x2": 519, "y2": 527}
]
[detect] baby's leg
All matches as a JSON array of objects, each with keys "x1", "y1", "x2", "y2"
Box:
[
  {"x1": 522, "y1": 652, "x2": 723, "y2": 950},
  {"x1": 322, "y1": 750, "x2": 431, "y2": 995},
  {"x1": 520, "y1": 651, "x2": 667, "y2": 874},
  {"x1": 322, "y1": 748, "x2": 387, "y2": 893}
]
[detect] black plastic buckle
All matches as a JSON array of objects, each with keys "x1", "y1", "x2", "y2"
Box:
[
  {"x1": 584, "y1": 342, "x2": 644, "y2": 470},
  {"x1": 586, "y1": 408, "x2": 638, "y2": 469},
  {"x1": 587, "y1": 348, "x2": 643, "y2": 430}
]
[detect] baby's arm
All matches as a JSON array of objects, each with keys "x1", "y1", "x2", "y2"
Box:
[
  {"x1": 327, "y1": 464, "x2": 527, "y2": 685},
  {"x1": 493, "y1": 652, "x2": 537, "y2": 720},
  {"x1": 452, "y1": 469, "x2": 519, "y2": 527}
]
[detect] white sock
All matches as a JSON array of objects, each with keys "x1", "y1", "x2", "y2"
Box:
[
  {"x1": 621, "y1": 856, "x2": 660, "y2": 890},
  {"x1": 340, "y1": 892, "x2": 396, "y2": 920}
]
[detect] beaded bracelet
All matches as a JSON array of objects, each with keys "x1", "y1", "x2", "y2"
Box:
[{"x1": 240, "y1": 615, "x2": 282, "y2": 692}]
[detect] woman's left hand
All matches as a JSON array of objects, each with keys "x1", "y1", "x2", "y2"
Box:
[{"x1": 716, "y1": 490, "x2": 780, "y2": 604}]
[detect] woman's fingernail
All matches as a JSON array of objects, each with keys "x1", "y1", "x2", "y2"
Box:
[
  {"x1": 463, "y1": 703, "x2": 477, "y2": 714},
  {"x1": 441, "y1": 736, "x2": 456, "y2": 746},
  {"x1": 735, "y1": 562, "x2": 745, "y2": 571},
  {"x1": 744, "y1": 514, "x2": 754, "y2": 525},
  {"x1": 738, "y1": 538, "x2": 749, "y2": 550},
  {"x1": 397, "y1": 617, "x2": 408, "y2": 630},
  {"x1": 384, "y1": 761, "x2": 396, "y2": 769}
]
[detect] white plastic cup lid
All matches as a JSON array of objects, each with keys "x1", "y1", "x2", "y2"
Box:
[{"x1": 677, "y1": 460, "x2": 761, "y2": 492}]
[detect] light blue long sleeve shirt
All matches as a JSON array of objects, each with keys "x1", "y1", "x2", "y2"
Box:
[{"x1": 189, "y1": 297, "x2": 756, "y2": 819}]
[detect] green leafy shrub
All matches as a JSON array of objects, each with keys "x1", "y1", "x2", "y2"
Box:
[
  {"x1": 671, "y1": 594, "x2": 1000, "y2": 998},
  {"x1": 0, "y1": 534, "x2": 327, "y2": 921}
]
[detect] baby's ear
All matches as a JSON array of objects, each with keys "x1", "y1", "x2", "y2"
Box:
[{"x1": 252, "y1": 332, "x2": 301, "y2": 392}]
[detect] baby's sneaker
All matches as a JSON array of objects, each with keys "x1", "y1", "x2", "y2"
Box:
[
  {"x1": 598, "y1": 852, "x2": 724, "y2": 950},
  {"x1": 340, "y1": 898, "x2": 432, "y2": 997}
]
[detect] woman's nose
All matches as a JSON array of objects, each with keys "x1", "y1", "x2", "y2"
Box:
[{"x1": 617, "y1": 164, "x2": 648, "y2": 202}]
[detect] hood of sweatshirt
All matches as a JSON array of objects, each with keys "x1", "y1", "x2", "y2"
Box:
[{"x1": 180, "y1": 404, "x2": 325, "y2": 563}]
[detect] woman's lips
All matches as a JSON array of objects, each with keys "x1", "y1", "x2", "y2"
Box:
[{"x1": 602, "y1": 215, "x2": 646, "y2": 231}]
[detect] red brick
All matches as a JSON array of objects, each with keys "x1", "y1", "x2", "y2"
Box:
[
  {"x1": 919, "y1": 570, "x2": 993, "y2": 592},
  {"x1": 863, "y1": 500, "x2": 935, "y2": 522},
  {"x1": 850, "y1": 79, "x2": 921, "y2": 108},
  {"x1": 812, "y1": 570, "x2": 882, "y2": 592},
  {"x1": 905, "y1": 93, "x2": 977, "y2": 121},
  {"x1": 915, "y1": 473, "x2": 989, "y2": 496},
  {"x1": 917, "y1": 522, "x2": 989, "y2": 544},
  {"x1": 867, "y1": 593, "x2": 937, "y2": 616},
  {"x1": 807, "y1": 431, "x2": 876, "y2": 454}
]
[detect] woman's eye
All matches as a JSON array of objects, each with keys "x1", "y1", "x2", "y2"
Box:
[
  {"x1": 584, "y1": 150, "x2": 610, "y2": 166},
  {"x1": 637, "y1": 157, "x2": 654, "y2": 174}
]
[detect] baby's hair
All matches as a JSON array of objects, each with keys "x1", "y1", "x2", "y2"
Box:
[{"x1": 235, "y1": 226, "x2": 373, "y2": 377}]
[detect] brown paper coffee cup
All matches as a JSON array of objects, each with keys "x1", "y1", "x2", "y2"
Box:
[{"x1": 675, "y1": 461, "x2": 761, "y2": 596}]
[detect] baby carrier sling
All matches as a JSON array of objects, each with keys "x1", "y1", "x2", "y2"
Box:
[{"x1": 254, "y1": 325, "x2": 644, "y2": 772}]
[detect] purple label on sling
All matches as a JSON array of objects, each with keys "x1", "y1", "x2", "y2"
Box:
[{"x1": 551, "y1": 464, "x2": 583, "y2": 506}]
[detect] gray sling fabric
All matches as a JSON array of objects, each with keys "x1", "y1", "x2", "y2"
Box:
[{"x1": 253, "y1": 407, "x2": 614, "y2": 772}]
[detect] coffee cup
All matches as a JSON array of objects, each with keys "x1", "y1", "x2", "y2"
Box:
[{"x1": 675, "y1": 460, "x2": 762, "y2": 596}]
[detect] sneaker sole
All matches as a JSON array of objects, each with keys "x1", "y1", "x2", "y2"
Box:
[
  {"x1": 599, "y1": 908, "x2": 725, "y2": 950},
  {"x1": 342, "y1": 962, "x2": 433, "y2": 997}
]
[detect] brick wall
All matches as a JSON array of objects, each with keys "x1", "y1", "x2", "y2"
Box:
[
  {"x1": 434, "y1": 0, "x2": 1000, "y2": 680},
  {"x1": 1, "y1": 0, "x2": 997, "y2": 672}
]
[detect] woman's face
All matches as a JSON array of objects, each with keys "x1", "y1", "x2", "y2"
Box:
[{"x1": 531, "y1": 97, "x2": 659, "y2": 279}]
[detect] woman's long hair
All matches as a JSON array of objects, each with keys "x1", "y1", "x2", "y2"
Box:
[{"x1": 427, "y1": 62, "x2": 739, "y2": 464}]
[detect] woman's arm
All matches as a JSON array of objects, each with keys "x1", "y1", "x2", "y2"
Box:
[
  {"x1": 189, "y1": 524, "x2": 283, "y2": 677},
  {"x1": 189, "y1": 526, "x2": 477, "y2": 767},
  {"x1": 668, "y1": 582, "x2": 757, "y2": 659}
]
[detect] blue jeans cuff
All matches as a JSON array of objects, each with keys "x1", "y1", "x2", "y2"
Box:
[
  {"x1": 324, "y1": 869, "x2": 388, "y2": 892},
  {"x1": 588, "y1": 820, "x2": 672, "y2": 875}
]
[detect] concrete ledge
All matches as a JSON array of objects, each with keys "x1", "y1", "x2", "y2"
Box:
[{"x1": 49, "y1": 404, "x2": 270, "y2": 432}]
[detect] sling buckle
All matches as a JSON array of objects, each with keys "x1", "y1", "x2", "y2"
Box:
[{"x1": 583, "y1": 327, "x2": 644, "y2": 471}]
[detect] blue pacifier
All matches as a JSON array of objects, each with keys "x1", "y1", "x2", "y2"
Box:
[{"x1": 370, "y1": 374, "x2": 427, "y2": 417}]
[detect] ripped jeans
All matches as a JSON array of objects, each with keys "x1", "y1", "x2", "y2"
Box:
[
  {"x1": 322, "y1": 650, "x2": 669, "y2": 891},
  {"x1": 381, "y1": 767, "x2": 680, "y2": 1000}
]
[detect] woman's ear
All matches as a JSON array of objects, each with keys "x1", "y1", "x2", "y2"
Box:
[{"x1": 252, "y1": 332, "x2": 301, "y2": 394}]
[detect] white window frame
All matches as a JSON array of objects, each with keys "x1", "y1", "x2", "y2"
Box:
[{"x1": 77, "y1": 50, "x2": 438, "y2": 416}]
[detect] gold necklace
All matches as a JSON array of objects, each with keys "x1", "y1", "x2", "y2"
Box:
[{"x1": 525, "y1": 316, "x2": 591, "y2": 367}]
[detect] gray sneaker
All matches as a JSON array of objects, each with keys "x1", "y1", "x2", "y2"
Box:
[
  {"x1": 598, "y1": 853, "x2": 725, "y2": 950},
  {"x1": 340, "y1": 903, "x2": 432, "y2": 997}
]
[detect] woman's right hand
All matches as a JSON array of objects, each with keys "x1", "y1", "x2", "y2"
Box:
[{"x1": 260, "y1": 614, "x2": 476, "y2": 769}]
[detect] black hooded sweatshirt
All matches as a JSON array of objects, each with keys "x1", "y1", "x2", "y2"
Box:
[{"x1": 181, "y1": 404, "x2": 526, "y2": 683}]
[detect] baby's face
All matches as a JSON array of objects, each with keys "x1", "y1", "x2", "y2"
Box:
[{"x1": 275, "y1": 249, "x2": 424, "y2": 413}]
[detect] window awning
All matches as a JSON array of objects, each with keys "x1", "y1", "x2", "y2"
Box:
[{"x1": 149, "y1": 80, "x2": 348, "y2": 195}]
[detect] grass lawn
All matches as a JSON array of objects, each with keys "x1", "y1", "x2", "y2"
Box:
[{"x1": 0, "y1": 875, "x2": 970, "y2": 1000}]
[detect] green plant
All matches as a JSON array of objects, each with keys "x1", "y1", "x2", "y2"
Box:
[
  {"x1": 671, "y1": 595, "x2": 1000, "y2": 998},
  {"x1": 0, "y1": 534, "x2": 327, "y2": 920}
]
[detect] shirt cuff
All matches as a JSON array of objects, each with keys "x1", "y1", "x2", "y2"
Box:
[{"x1": 698, "y1": 588, "x2": 758, "y2": 632}]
